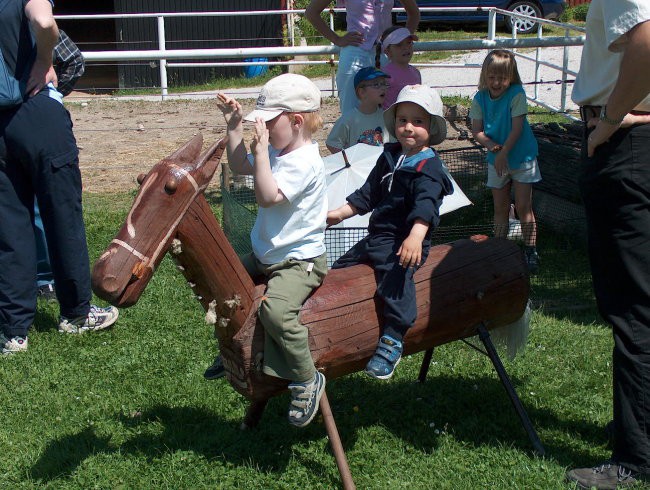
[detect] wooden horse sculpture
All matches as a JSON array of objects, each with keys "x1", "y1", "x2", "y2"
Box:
[{"x1": 92, "y1": 134, "x2": 543, "y2": 486}]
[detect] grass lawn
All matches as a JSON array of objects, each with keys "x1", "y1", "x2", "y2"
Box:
[{"x1": 0, "y1": 192, "x2": 612, "y2": 489}]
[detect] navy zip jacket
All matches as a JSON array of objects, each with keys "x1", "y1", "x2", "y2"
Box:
[{"x1": 346, "y1": 143, "x2": 453, "y2": 240}]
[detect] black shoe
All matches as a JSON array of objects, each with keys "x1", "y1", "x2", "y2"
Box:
[
  {"x1": 566, "y1": 461, "x2": 649, "y2": 489},
  {"x1": 37, "y1": 283, "x2": 57, "y2": 302},
  {"x1": 204, "y1": 355, "x2": 225, "y2": 380}
]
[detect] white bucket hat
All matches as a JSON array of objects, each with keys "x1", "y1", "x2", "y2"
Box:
[
  {"x1": 383, "y1": 84, "x2": 447, "y2": 145},
  {"x1": 244, "y1": 73, "x2": 321, "y2": 122}
]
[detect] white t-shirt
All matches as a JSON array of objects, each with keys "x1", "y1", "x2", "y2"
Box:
[
  {"x1": 572, "y1": 0, "x2": 650, "y2": 111},
  {"x1": 326, "y1": 107, "x2": 391, "y2": 150},
  {"x1": 250, "y1": 142, "x2": 328, "y2": 264}
]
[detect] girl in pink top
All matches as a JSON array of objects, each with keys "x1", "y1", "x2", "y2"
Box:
[
  {"x1": 381, "y1": 26, "x2": 422, "y2": 109},
  {"x1": 305, "y1": 0, "x2": 419, "y2": 115}
]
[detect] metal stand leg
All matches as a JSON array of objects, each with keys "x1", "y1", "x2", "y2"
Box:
[
  {"x1": 418, "y1": 348, "x2": 435, "y2": 383},
  {"x1": 320, "y1": 390, "x2": 356, "y2": 490},
  {"x1": 477, "y1": 324, "x2": 545, "y2": 456}
]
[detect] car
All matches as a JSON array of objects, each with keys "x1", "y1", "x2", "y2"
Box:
[{"x1": 395, "y1": 0, "x2": 566, "y2": 35}]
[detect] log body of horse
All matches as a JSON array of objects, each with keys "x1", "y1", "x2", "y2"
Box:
[{"x1": 92, "y1": 135, "x2": 530, "y2": 407}]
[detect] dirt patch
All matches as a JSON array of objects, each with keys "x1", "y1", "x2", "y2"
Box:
[{"x1": 69, "y1": 96, "x2": 474, "y2": 194}]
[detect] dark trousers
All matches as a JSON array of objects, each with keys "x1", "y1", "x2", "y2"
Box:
[
  {"x1": 0, "y1": 93, "x2": 91, "y2": 337},
  {"x1": 579, "y1": 123, "x2": 650, "y2": 474},
  {"x1": 332, "y1": 232, "x2": 429, "y2": 341}
]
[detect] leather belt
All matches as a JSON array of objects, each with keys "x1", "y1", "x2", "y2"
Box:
[{"x1": 580, "y1": 105, "x2": 650, "y2": 123}]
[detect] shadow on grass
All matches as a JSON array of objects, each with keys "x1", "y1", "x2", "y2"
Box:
[{"x1": 29, "y1": 371, "x2": 607, "y2": 484}]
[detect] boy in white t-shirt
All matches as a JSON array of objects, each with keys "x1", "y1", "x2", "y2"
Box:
[
  {"x1": 326, "y1": 66, "x2": 393, "y2": 153},
  {"x1": 214, "y1": 74, "x2": 328, "y2": 428}
]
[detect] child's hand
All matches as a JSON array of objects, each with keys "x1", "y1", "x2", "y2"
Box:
[
  {"x1": 397, "y1": 235, "x2": 423, "y2": 269},
  {"x1": 495, "y1": 152, "x2": 509, "y2": 177},
  {"x1": 216, "y1": 93, "x2": 243, "y2": 129},
  {"x1": 250, "y1": 117, "x2": 269, "y2": 156},
  {"x1": 326, "y1": 210, "x2": 343, "y2": 227}
]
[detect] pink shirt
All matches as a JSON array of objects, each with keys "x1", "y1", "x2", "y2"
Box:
[
  {"x1": 344, "y1": 0, "x2": 395, "y2": 51},
  {"x1": 382, "y1": 62, "x2": 422, "y2": 109}
]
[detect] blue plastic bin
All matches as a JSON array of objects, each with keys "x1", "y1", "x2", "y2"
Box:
[{"x1": 243, "y1": 58, "x2": 269, "y2": 78}]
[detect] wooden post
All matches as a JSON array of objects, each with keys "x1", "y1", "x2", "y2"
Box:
[{"x1": 320, "y1": 391, "x2": 355, "y2": 490}]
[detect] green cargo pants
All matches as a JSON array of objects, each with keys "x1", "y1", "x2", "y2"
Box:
[{"x1": 241, "y1": 252, "x2": 327, "y2": 382}]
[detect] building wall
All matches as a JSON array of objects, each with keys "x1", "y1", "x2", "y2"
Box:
[{"x1": 114, "y1": 0, "x2": 285, "y2": 89}]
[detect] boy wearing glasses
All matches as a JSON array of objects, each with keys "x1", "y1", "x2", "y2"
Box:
[{"x1": 326, "y1": 66, "x2": 394, "y2": 153}]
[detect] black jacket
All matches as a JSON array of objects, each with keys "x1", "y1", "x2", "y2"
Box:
[{"x1": 347, "y1": 143, "x2": 453, "y2": 240}]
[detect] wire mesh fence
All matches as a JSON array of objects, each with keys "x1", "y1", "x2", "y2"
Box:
[{"x1": 221, "y1": 145, "x2": 595, "y2": 309}]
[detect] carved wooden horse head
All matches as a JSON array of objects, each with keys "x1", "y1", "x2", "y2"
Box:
[{"x1": 92, "y1": 134, "x2": 226, "y2": 306}]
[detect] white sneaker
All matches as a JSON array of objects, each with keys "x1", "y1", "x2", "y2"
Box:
[
  {"x1": 1, "y1": 334, "x2": 28, "y2": 355},
  {"x1": 59, "y1": 305, "x2": 119, "y2": 334}
]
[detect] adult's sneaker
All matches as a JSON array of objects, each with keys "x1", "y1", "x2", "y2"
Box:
[
  {"x1": 1, "y1": 334, "x2": 28, "y2": 355},
  {"x1": 59, "y1": 305, "x2": 119, "y2": 334},
  {"x1": 566, "y1": 461, "x2": 649, "y2": 489},
  {"x1": 287, "y1": 371, "x2": 326, "y2": 428},
  {"x1": 365, "y1": 335, "x2": 403, "y2": 380}
]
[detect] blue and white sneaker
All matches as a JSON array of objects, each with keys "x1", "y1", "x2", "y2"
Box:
[
  {"x1": 287, "y1": 371, "x2": 326, "y2": 427},
  {"x1": 365, "y1": 335, "x2": 403, "y2": 380}
]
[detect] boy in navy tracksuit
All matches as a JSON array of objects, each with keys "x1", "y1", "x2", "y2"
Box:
[{"x1": 327, "y1": 85, "x2": 452, "y2": 379}]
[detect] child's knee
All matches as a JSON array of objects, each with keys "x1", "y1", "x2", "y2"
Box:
[{"x1": 258, "y1": 296, "x2": 289, "y2": 336}]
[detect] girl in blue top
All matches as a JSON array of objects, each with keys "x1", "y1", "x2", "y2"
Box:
[{"x1": 470, "y1": 50, "x2": 541, "y2": 274}]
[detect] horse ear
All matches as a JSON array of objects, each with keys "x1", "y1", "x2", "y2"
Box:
[
  {"x1": 193, "y1": 137, "x2": 228, "y2": 186},
  {"x1": 168, "y1": 133, "x2": 204, "y2": 165}
]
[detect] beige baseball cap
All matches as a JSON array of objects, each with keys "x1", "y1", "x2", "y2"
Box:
[
  {"x1": 244, "y1": 73, "x2": 322, "y2": 122},
  {"x1": 383, "y1": 84, "x2": 447, "y2": 145}
]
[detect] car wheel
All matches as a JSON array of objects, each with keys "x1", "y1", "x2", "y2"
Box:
[{"x1": 506, "y1": 1, "x2": 542, "y2": 34}]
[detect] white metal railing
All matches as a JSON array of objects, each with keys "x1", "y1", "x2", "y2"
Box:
[{"x1": 55, "y1": 7, "x2": 585, "y2": 118}]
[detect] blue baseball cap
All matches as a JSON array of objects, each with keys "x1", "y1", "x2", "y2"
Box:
[{"x1": 353, "y1": 67, "x2": 391, "y2": 89}]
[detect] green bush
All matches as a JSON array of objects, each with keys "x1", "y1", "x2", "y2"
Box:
[
  {"x1": 292, "y1": 0, "x2": 335, "y2": 44},
  {"x1": 560, "y1": 3, "x2": 590, "y2": 23}
]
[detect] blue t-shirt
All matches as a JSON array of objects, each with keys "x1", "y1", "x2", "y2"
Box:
[{"x1": 471, "y1": 84, "x2": 538, "y2": 169}]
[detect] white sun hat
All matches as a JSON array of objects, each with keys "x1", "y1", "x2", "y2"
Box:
[
  {"x1": 244, "y1": 73, "x2": 322, "y2": 122},
  {"x1": 381, "y1": 27, "x2": 418, "y2": 52},
  {"x1": 383, "y1": 84, "x2": 447, "y2": 145}
]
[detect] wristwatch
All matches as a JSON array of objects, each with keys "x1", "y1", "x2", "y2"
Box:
[{"x1": 599, "y1": 105, "x2": 624, "y2": 125}]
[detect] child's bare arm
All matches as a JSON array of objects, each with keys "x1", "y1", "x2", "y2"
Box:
[
  {"x1": 326, "y1": 203, "x2": 358, "y2": 227},
  {"x1": 216, "y1": 92, "x2": 251, "y2": 175},
  {"x1": 250, "y1": 118, "x2": 285, "y2": 207},
  {"x1": 471, "y1": 118, "x2": 501, "y2": 152},
  {"x1": 494, "y1": 115, "x2": 524, "y2": 176},
  {"x1": 397, "y1": 218, "x2": 429, "y2": 269}
]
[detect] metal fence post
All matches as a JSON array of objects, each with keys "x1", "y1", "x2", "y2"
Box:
[
  {"x1": 488, "y1": 9, "x2": 497, "y2": 41},
  {"x1": 329, "y1": 8, "x2": 336, "y2": 98},
  {"x1": 534, "y1": 23, "x2": 542, "y2": 101},
  {"x1": 157, "y1": 15, "x2": 168, "y2": 99},
  {"x1": 560, "y1": 28, "x2": 570, "y2": 113}
]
